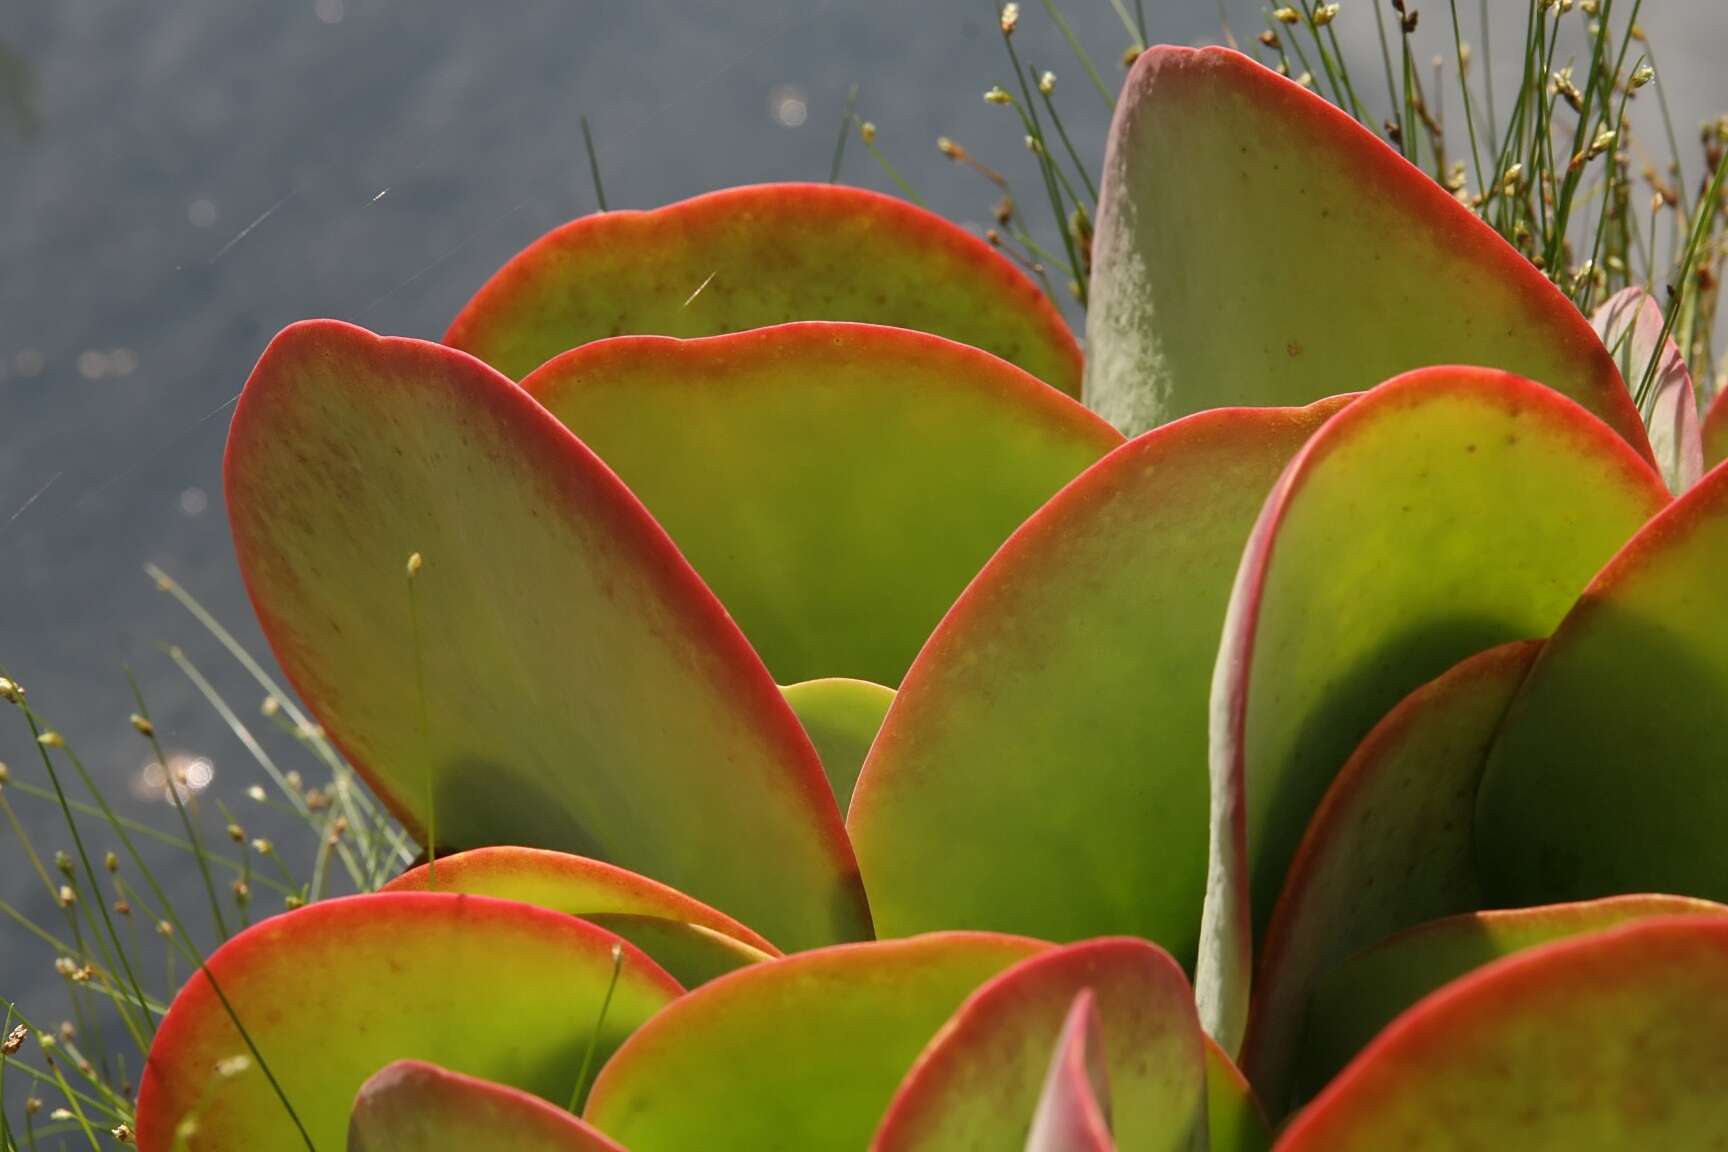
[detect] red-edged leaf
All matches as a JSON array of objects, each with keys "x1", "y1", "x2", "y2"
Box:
[
  {"x1": 349, "y1": 1060, "x2": 627, "y2": 1151},
  {"x1": 1299, "y1": 895, "x2": 1728, "y2": 1098},
  {"x1": 1026, "y1": 992, "x2": 1115, "y2": 1152},
  {"x1": 446, "y1": 183, "x2": 1082, "y2": 395},
  {"x1": 1276, "y1": 917, "x2": 1728, "y2": 1149},
  {"x1": 225, "y1": 321, "x2": 867, "y2": 950},
  {"x1": 781, "y1": 678, "x2": 896, "y2": 811},
  {"x1": 584, "y1": 933, "x2": 1047, "y2": 1150},
  {"x1": 521, "y1": 323, "x2": 1119, "y2": 687},
  {"x1": 1085, "y1": 45, "x2": 1650, "y2": 463},
  {"x1": 1200, "y1": 366, "x2": 1667, "y2": 1052},
  {"x1": 1591, "y1": 287, "x2": 1702, "y2": 493},
  {"x1": 874, "y1": 938, "x2": 1207, "y2": 1151},
  {"x1": 851, "y1": 398, "x2": 1348, "y2": 962},
  {"x1": 1242, "y1": 641, "x2": 1540, "y2": 1116},
  {"x1": 383, "y1": 847, "x2": 777, "y2": 986},
  {"x1": 136, "y1": 893, "x2": 681, "y2": 1152},
  {"x1": 1478, "y1": 455, "x2": 1728, "y2": 907}
]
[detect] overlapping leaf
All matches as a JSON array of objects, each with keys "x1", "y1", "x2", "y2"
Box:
[
  {"x1": 523, "y1": 323, "x2": 1118, "y2": 686},
  {"x1": 136, "y1": 893, "x2": 680, "y2": 1152},
  {"x1": 383, "y1": 847, "x2": 777, "y2": 986},
  {"x1": 873, "y1": 939, "x2": 1207, "y2": 1151},
  {"x1": 349, "y1": 1061, "x2": 627, "y2": 1151},
  {"x1": 1299, "y1": 896, "x2": 1728, "y2": 1096},
  {"x1": 1591, "y1": 287, "x2": 1701, "y2": 493},
  {"x1": 584, "y1": 934, "x2": 1045, "y2": 1149},
  {"x1": 1478, "y1": 456, "x2": 1728, "y2": 906},
  {"x1": 226, "y1": 321, "x2": 867, "y2": 950},
  {"x1": 1243, "y1": 642, "x2": 1539, "y2": 1114},
  {"x1": 1201, "y1": 366, "x2": 1667, "y2": 1051},
  {"x1": 446, "y1": 183, "x2": 1082, "y2": 394},
  {"x1": 1277, "y1": 918, "x2": 1728, "y2": 1149},
  {"x1": 1086, "y1": 45, "x2": 1649, "y2": 461},
  {"x1": 851, "y1": 399, "x2": 1347, "y2": 960}
]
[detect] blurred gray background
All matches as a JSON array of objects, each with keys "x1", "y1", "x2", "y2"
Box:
[{"x1": 1, "y1": 0, "x2": 1723, "y2": 1018}]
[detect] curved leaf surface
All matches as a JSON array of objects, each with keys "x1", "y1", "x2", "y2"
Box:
[
  {"x1": 1200, "y1": 366, "x2": 1666, "y2": 1051},
  {"x1": 1300, "y1": 895, "x2": 1728, "y2": 1097},
  {"x1": 781, "y1": 678, "x2": 895, "y2": 810},
  {"x1": 136, "y1": 893, "x2": 681, "y2": 1152},
  {"x1": 1026, "y1": 993, "x2": 1115, "y2": 1152},
  {"x1": 226, "y1": 321, "x2": 867, "y2": 950},
  {"x1": 1591, "y1": 287, "x2": 1701, "y2": 493},
  {"x1": 1205, "y1": 1040, "x2": 1269, "y2": 1152},
  {"x1": 1479, "y1": 457, "x2": 1728, "y2": 907},
  {"x1": 523, "y1": 324, "x2": 1119, "y2": 686},
  {"x1": 385, "y1": 847, "x2": 777, "y2": 986},
  {"x1": 350, "y1": 1060, "x2": 626, "y2": 1151},
  {"x1": 1242, "y1": 642, "x2": 1539, "y2": 1115},
  {"x1": 873, "y1": 938, "x2": 1206, "y2": 1151},
  {"x1": 584, "y1": 933, "x2": 1045, "y2": 1150},
  {"x1": 1085, "y1": 45, "x2": 1649, "y2": 460},
  {"x1": 851, "y1": 399, "x2": 1347, "y2": 959},
  {"x1": 1277, "y1": 917, "x2": 1728, "y2": 1150},
  {"x1": 447, "y1": 183, "x2": 1082, "y2": 394}
]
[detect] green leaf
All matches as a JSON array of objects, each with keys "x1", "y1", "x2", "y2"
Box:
[
  {"x1": 446, "y1": 183, "x2": 1082, "y2": 394},
  {"x1": 1241, "y1": 641, "x2": 1539, "y2": 1117},
  {"x1": 226, "y1": 321, "x2": 868, "y2": 951},
  {"x1": 873, "y1": 938, "x2": 1207, "y2": 1151},
  {"x1": 850, "y1": 399, "x2": 1347, "y2": 960},
  {"x1": 781, "y1": 678, "x2": 896, "y2": 811},
  {"x1": 523, "y1": 323, "x2": 1119, "y2": 686},
  {"x1": 383, "y1": 847, "x2": 777, "y2": 987},
  {"x1": 1477, "y1": 458, "x2": 1728, "y2": 907},
  {"x1": 584, "y1": 933, "x2": 1045, "y2": 1150},
  {"x1": 1299, "y1": 896, "x2": 1728, "y2": 1098},
  {"x1": 1200, "y1": 366, "x2": 1667, "y2": 1052},
  {"x1": 1025, "y1": 993, "x2": 1115, "y2": 1152},
  {"x1": 1277, "y1": 917, "x2": 1728, "y2": 1149},
  {"x1": 1590, "y1": 288, "x2": 1701, "y2": 493},
  {"x1": 136, "y1": 893, "x2": 681, "y2": 1152},
  {"x1": 1085, "y1": 46, "x2": 1651, "y2": 462},
  {"x1": 1204, "y1": 1040, "x2": 1268, "y2": 1152},
  {"x1": 349, "y1": 1060, "x2": 626, "y2": 1151}
]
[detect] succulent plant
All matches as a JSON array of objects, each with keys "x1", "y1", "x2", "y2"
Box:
[{"x1": 127, "y1": 44, "x2": 1728, "y2": 1152}]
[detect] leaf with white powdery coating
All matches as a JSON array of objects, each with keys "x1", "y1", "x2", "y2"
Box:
[{"x1": 1085, "y1": 45, "x2": 1650, "y2": 462}]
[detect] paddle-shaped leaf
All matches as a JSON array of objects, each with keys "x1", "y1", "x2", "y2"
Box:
[
  {"x1": 226, "y1": 321, "x2": 868, "y2": 950},
  {"x1": 383, "y1": 847, "x2": 777, "y2": 987},
  {"x1": 446, "y1": 183, "x2": 1082, "y2": 394},
  {"x1": 584, "y1": 933, "x2": 1046, "y2": 1150},
  {"x1": 1276, "y1": 917, "x2": 1728, "y2": 1149},
  {"x1": 1026, "y1": 993, "x2": 1114, "y2": 1152},
  {"x1": 1085, "y1": 45, "x2": 1649, "y2": 460},
  {"x1": 522, "y1": 324, "x2": 1119, "y2": 686},
  {"x1": 1300, "y1": 896, "x2": 1728, "y2": 1097},
  {"x1": 1591, "y1": 287, "x2": 1701, "y2": 493},
  {"x1": 1242, "y1": 642, "x2": 1539, "y2": 1115},
  {"x1": 1478, "y1": 456, "x2": 1728, "y2": 907},
  {"x1": 350, "y1": 1060, "x2": 627, "y2": 1152},
  {"x1": 136, "y1": 893, "x2": 681, "y2": 1152},
  {"x1": 1200, "y1": 366, "x2": 1666, "y2": 1051},
  {"x1": 873, "y1": 939, "x2": 1207, "y2": 1151},
  {"x1": 851, "y1": 399, "x2": 1347, "y2": 960},
  {"x1": 781, "y1": 678, "x2": 896, "y2": 810}
]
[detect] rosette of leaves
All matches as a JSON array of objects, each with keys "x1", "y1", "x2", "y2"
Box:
[{"x1": 137, "y1": 47, "x2": 1728, "y2": 1152}]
